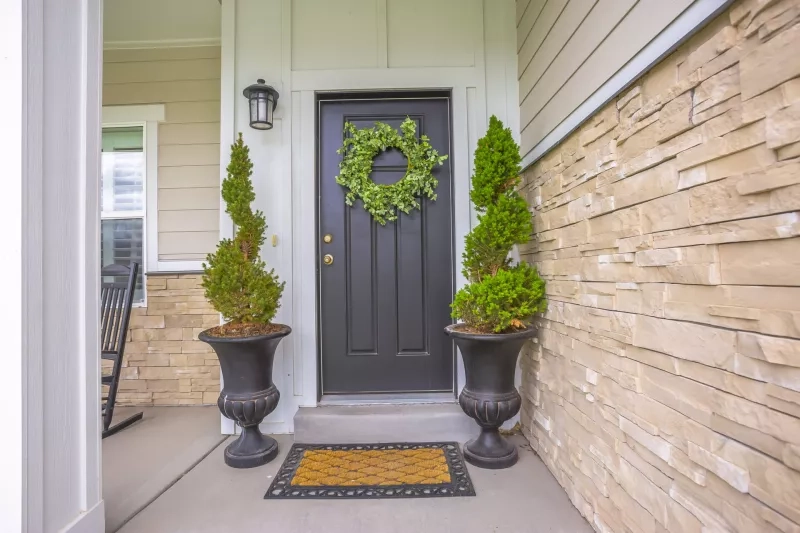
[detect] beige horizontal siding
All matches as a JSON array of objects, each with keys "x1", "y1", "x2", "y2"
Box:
[
  {"x1": 517, "y1": 0, "x2": 701, "y2": 162},
  {"x1": 518, "y1": 0, "x2": 596, "y2": 106},
  {"x1": 517, "y1": 0, "x2": 547, "y2": 51},
  {"x1": 516, "y1": 0, "x2": 534, "y2": 26},
  {"x1": 104, "y1": 46, "x2": 221, "y2": 63},
  {"x1": 103, "y1": 79, "x2": 220, "y2": 106},
  {"x1": 104, "y1": 58, "x2": 221, "y2": 84},
  {"x1": 159, "y1": 123, "x2": 220, "y2": 145},
  {"x1": 517, "y1": 0, "x2": 566, "y2": 70},
  {"x1": 103, "y1": 46, "x2": 221, "y2": 263},
  {"x1": 158, "y1": 188, "x2": 220, "y2": 211},
  {"x1": 158, "y1": 232, "x2": 220, "y2": 257},
  {"x1": 165, "y1": 101, "x2": 221, "y2": 123},
  {"x1": 158, "y1": 144, "x2": 220, "y2": 167},
  {"x1": 158, "y1": 166, "x2": 219, "y2": 189},
  {"x1": 159, "y1": 210, "x2": 219, "y2": 233}
]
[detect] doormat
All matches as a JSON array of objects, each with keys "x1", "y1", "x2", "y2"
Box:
[{"x1": 265, "y1": 442, "x2": 475, "y2": 499}]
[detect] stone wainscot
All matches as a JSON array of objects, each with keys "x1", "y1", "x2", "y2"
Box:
[
  {"x1": 519, "y1": 0, "x2": 800, "y2": 531},
  {"x1": 116, "y1": 273, "x2": 221, "y2": 406}
]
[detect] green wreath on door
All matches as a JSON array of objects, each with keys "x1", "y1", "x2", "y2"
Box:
[{"x1": 335, "y1": 117, "x2": 448, "y2": 225}]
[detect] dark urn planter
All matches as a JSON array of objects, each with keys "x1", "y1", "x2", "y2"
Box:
[
  {"x1": 445, "y1": 324, "x2": 535, "y2": 469},
  {"x1": 199, "y1": 326, "x2": 291, "y2": 468}
]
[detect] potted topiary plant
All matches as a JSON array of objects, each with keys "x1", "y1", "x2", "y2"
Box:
[
  {"x1": 446, "y1": 116, "x2": 546, "y2": 469},
  {"x1": 199, "y1": 134, "x2": 289, "y2": 469}
]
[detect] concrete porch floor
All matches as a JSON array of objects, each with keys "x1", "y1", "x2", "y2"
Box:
[
  {"x1": 102, "y1": 406, "x2": 226, "y2": 532},
  {"x1": 118, "y1": 431, "x2": 592, "y2": 533}
]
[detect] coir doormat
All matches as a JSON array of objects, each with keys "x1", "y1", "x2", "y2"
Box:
[{"x1": 265, "y1": 442, "x2": 475, "y2": 499}]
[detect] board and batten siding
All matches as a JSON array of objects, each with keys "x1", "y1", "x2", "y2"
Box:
[
  {"x1": 516, "y1": 0, "x2": 731, "y2": 166},
  {"x1": 103, "y1": 45, "x2": 221, "y2": 264}
]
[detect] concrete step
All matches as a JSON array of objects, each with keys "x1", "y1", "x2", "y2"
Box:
[{"x1": 293, "y1": 403, "x2": 477, "y2": 444}]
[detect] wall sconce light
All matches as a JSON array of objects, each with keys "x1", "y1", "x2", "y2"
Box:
[{"x1": 243, "y1": 79, "x2": 279, "y2": 130}]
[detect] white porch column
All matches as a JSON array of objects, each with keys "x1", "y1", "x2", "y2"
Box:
[
  {"x1": 0, "y1": 0, "x2": 104, "y2": 531},
  {"x1": 0, "y1": 0, "x2": 25, "y2": 529}
]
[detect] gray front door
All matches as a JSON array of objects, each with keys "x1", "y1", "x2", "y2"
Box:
[{"x1": 318, "y1": 93, "x2": 454, "y2": 395}]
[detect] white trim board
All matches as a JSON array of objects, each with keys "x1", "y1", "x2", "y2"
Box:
[
  {"x1": 218, "y1": 0, "x2": 236, "y2": 436},
  {"x1": 153, "y1": 260, "x2": 205, "y2": 273},
  {"x1": 103, "y1": 37, "x2": 222, "y2": 50},
  {"x1": 60, "y1": 501, "x2": 105, "y2": 533},
  {"x1": 520, "y1": 0, "x2": 734, "y2": 169},
  {"x1": 1, "y1": 0, "x2": 26, "y2": 528},
  {"x1": 290, "y1": 67, "x2": 478, "y2": 92}
]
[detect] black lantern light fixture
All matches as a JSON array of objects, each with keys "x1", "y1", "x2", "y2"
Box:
[{"x1": 243, "y1": 79, "x2": 279, "y2": 130}]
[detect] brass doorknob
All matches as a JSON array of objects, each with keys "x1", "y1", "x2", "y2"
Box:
[{"x1": 323, "y1": 254, "x2": 334, "y2": 265}]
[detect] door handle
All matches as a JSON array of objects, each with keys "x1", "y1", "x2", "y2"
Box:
[{"x1": 323, "y1": 254, "x2": 334, "y2": 265}]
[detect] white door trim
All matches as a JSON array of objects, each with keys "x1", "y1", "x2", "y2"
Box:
[{"x1": 290, "y1": 83, "x2": 476, "y2": 419}]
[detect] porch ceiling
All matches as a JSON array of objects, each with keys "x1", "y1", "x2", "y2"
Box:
[{"x1": 103, "y1": 0, "x2": 221, "y2": 48}]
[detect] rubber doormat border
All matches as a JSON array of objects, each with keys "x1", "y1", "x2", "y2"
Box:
[{"x1": 265, "y1": 442, "x2": 476, "y2": 499}]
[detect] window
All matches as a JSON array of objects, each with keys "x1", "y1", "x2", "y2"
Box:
[{"x1": 101, "y1": 126, "x2": 145, "y2": 303}]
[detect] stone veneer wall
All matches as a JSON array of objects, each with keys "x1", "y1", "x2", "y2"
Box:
[
  {"x1": 519, "y1": 1, "x2": 800, "y2": 532},
  {"x1": 115, "y1": 274, "x2": 220, "y2": 406}
]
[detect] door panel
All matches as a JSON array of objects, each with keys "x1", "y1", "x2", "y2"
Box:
[{"x1": 318, "y1": 95, "x2": 454, "y2": 394}]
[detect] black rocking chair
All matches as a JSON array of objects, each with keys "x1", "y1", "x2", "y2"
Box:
[{"x1": 101, "y1": 262, "x2": 143, "y2": 438}]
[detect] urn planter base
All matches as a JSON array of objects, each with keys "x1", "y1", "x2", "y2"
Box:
[
  {"x1": 224, "y1": 430, "x2": 279, "y2": 468},
  {"x1": 464, "y1": 429, "x2": 517, "y2": 469},
  {"x1": 446, "y1": 325, "x2": 535, "y2": 470},
  {"x1": 199, "y1": 325, "x2": 291, "y2": 469}
]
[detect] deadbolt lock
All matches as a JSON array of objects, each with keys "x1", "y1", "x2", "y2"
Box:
[
  {"x1": 323, "y1": 254, "x2": 334, "y2": 265},
  {"x1": 323, "y1": 234, "x2": 333, "y2": 244}
]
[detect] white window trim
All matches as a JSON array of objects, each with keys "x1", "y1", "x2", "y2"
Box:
[
  {"x1": 102, "y1": 104, "x2": 164, "y2": 305},
  {"x1": 155, "y1": 260, "x2": 205, "y2": 272}
]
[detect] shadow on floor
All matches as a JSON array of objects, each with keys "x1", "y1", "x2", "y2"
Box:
[
  {"x1": 102, "y1": 406, "x2": 227, "y2": 533},
  {"x1": 119, "y1": 433, "x2": 592, "y2": 533}
]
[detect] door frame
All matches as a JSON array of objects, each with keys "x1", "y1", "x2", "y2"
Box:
[
  {"x1": 314, "y1": 91, "x2": 457, "y2": 399},
  {"x1": 232, "y1": 76, "x2": 489, "y2": 432},
  {"x1": 281, "y1": 79, "x2": 479, "y2": 427}
]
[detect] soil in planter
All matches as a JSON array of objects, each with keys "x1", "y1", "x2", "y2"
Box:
[
  {"x1": 450, "y1": 320, "x2": 527, "y2": 335},
  {"x1": 204, "y1": 322, "x2": 289, "y2": 338}
]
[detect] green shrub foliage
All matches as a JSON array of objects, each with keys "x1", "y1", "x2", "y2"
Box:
[
  {"x1": 452, "y1": 116, "x2": 546, "y2": 333},
  {"x1": 202, "y1": 134, "x2": 284, "y2": 324}
]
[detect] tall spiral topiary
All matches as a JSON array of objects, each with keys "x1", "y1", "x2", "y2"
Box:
[
  {"x1": 451, "y1": 116, "x2": 546, "y2": 333},
  {"x1": 202, "y1": 133, "x2": 284, "y2": 328}
]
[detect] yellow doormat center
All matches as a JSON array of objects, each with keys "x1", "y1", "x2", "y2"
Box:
[{"x1": 291, "y1": 448, "x2": 451, "y2": 486}]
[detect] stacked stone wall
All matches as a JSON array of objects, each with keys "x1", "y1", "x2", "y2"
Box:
[
  {"x1": 112, "y1": 274, "x2": 221, "y2": 406},
  {"x1": 520, "y1": 1, "x2": 800, "y2": 531}
]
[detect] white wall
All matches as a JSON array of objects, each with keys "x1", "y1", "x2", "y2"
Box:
[
  {"x1": 221, "y1": 0, "x2": 519, "y2": 434},
  {"x1": 3, "y1": 0, "x2": 105, "y2": 531}
]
